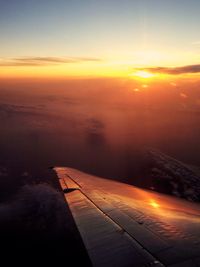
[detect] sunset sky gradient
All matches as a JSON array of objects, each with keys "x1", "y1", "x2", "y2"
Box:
[{"x1": 1, "y1": 0, "x2": 200, "y2": 78}]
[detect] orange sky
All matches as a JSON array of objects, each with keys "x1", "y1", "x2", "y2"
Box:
[{"x1": 1, "y1": 1, "x2": 200, "y2": 79}]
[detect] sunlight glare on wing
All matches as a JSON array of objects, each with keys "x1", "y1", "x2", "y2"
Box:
[{"x1": 149, "y1": 199, "x2": 160, "y2": 209}]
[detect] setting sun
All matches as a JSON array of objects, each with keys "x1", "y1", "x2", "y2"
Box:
[{"x1": 132, "y1": 71, "x2": 155, "y2": 79}]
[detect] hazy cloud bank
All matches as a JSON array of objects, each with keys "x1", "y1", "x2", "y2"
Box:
[{"x1": 0, "y1": 184, "x2": 69, "y2": 238}]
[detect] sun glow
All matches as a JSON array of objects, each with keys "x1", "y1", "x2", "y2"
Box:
[{"x1": 133, "y1": 70, "x2": 155, "y2": 79}]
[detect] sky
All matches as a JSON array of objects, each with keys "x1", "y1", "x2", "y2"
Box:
[{"x1": 0, "y1": 0, "x2": 200, "y2": 78}]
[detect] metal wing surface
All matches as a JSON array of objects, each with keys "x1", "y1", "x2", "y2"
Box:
[{"x1": 54, "y1": 167, "x2": 200, "y2": 267}]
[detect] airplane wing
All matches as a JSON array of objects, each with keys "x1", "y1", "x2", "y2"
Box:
[{"x1": 54, "y1": 167, "x2": 200, "y2": 267}]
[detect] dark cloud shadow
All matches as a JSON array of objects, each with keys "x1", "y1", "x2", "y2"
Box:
[{"x1": 85, "y1": 118, "x2": 106, "y2": 147}]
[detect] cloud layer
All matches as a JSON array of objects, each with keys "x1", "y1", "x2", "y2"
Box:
[
  {"x1": 0, "y1": 56, "x2": 101, "y2": 66},
  {"x1": 137, "y1": 64, "x2": 200, "y2": 75}
]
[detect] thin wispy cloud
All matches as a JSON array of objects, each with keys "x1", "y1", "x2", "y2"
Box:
[
  {"x1": 0, "y1": 56, "x2": 102, "y2": 67},
  {"x1": 136, "y1": 64, "x2": 200, "y2": 75}
]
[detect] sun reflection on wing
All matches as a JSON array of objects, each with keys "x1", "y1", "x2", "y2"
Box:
[{"x1": 149, "y1": 199, "x2": 160, "y2": 209}]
